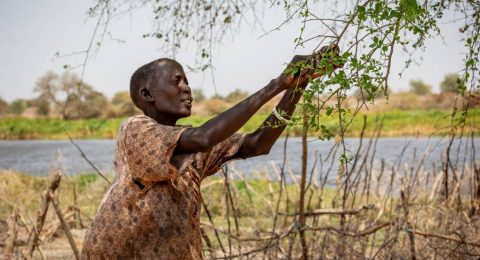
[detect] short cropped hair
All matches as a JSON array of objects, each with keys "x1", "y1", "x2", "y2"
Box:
[{"x1": 129, "y1": 58, "x2": 173, "y2": 110}]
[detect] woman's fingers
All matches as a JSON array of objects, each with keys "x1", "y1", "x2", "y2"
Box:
[{"x1": 282, "y1": 43, "x2": 342, "y2": 88}]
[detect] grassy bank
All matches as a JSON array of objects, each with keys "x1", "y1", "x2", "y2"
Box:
[
  {"x1": 1, "y1": 164, "x2": 479, "y2": 259},
  {"x1": 0, "y1": 109, "x2": 479, "y2": 140}
]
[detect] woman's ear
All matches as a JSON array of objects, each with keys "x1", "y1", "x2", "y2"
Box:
[{"x1": 140, "y1": 87, "x2": 154, "y2": 102}]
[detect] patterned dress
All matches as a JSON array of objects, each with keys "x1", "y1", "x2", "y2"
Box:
[{"x1": 81, "y1": 115, "x2": 245, "y2": 259}]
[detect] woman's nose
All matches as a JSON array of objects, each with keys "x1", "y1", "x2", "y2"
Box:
[{"x1": 180, "y1": 82, "x2": 191, "y2": 94}]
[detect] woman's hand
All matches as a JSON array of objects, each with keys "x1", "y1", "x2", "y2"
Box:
[{"x1": 279, "y1": 44, "x2": 342, "y2": 89}]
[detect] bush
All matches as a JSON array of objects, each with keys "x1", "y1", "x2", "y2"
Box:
[
  {"x1": 8, "y1": 99, "x2": 27, "y2": 116},
  {"x1": 225, "y1": 88, "x2": 249, "y2": 103},
  {"x1": 0, "y1": 97, "x2": 7, "y2": 115},
  {"x1": 440, "y1": 73, "x2": 461, "y2": 93},
  {"x1": 111, "y1": 91, "x2": 139, "y2": 117},
  {"x1": 409, "y1": 79, "x2": 432, "y2": 95},
  {"x1": 203, "y1": 98, "x2": 228, "y2": 115}
]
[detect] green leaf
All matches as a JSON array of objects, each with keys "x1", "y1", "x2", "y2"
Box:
[
  {"x1": 357, "y1": 5, "x2": 366, "y2": 21},
  {"x1": 223, "y1": 16, "x2": 232, "y2": 24},
  {"x1": 326, "y1": 106, "x2": 333, "y2": 116},
  {"x1": 400, "y1": 0, "x2": 420, "y2": 21}
]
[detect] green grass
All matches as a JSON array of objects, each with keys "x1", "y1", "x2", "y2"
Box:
[{"x1": 0, "y1": 109, "x2": 478, "y2": 139}]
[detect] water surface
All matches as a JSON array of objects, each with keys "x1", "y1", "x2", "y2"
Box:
[{"x1": 0, "y1": 137, "x2": 478, "y2": 178}]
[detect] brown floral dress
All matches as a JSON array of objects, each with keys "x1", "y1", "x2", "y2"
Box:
[{"x1": 81, "y1": 115, "x2": 245, "y2": 259}]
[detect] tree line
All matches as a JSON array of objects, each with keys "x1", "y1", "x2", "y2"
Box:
[
  {"x1": 0, "y1": 71, "x2": 474, "y2": 119},
  {"x1": 0, "y1": 71, "x2": 250, "y2": 119}
]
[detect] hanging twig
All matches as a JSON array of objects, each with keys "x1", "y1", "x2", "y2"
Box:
[{"x1": 69, "y1": 137, "x2": 111, "y2": 184}]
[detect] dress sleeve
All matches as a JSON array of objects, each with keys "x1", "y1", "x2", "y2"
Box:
[
  {"x1": 195, "y1": 133, "x2": 246, "y2": 180},
  {"x1": 123, "y1": 116, "x2": 188, "y2": 183}
]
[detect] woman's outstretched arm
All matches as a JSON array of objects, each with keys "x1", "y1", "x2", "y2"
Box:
[
  {"x1": 235, "y1": 84, "x2": 305, "y2": 159},
  {"x1": 175, "y1": 46, "x2": 340, "y2": 155},
  {"x1": 174, "y1": 70, "x2": 304, "y2": 154}
]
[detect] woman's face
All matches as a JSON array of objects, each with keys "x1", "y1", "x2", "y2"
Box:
[{"x1": 149, "y1": 60, "x2": 192, "y2": 118}]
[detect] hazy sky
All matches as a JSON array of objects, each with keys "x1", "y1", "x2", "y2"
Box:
[{"x1": 0, "y1": 0, "x2": 467, "y2": 102}]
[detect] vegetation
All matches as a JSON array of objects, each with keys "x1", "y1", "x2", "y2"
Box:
[
  {"x1": 192, "y1": 88, "x2": 206, "y2": 102},
  {"x1": 84, "y1": 0, "x2": 479, "y2": 140},
  {"x1": 0, "y1": 109, "x2": 479, "y2": 140},
  {"x1": 6, "y1": 99, "x2": 26, "y2": 116},
  {"x1": 0, "y1": 97, "x2": 7, "y2": 115},
  {"x1": 33, "y1": 71, "x2": 109, "y2": 120},
  {"x1": 224, "y1": 88, "x2": 249, "y2": 103},
  {"x1": 409, "y1": 79, "x2": 432, "y2": 95},
  {"x1": 440, "y1": 73, "x2": 462, "y2": 94},
  {"x1": 110, "y1": 91, "x2": 140, "y2": 117}
]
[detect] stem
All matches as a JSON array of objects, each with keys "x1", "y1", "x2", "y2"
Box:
[{"x1": 299, "y1": 110, "x2": 309, "y2": 260}]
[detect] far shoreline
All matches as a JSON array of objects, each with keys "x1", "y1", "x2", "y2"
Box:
[{"x1": 1, "y1": 109, "x2": 479, "y2": 140}]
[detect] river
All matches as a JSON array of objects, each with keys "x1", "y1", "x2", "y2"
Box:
[{"x1": 0, "y1": 137, "x2": 478, "y2": 178}]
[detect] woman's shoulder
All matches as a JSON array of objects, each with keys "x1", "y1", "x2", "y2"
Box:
[{"x1": 121, "y1": 115, "x2": 189, "y2": 134}]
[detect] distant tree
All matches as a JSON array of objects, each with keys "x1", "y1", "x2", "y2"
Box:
[
  {"x1": 0, "y1": 97, "x2": 7, "y2": 115},
  {"x1": 64, "y1": 87, "x2": 109, "y2": 119},
  {"x1": 112, "y1": 91, "x2": 138, "y2": 117},
  {"x1": 192, "y1": 89, "x2": 206, "y2": 102},
  {"x1": 211, "y1": 93, "x2": 224, "y2": 100},
  {"x1": 440, "y1": 73, "x2": 461, "y2": 93},
  {"x1": 225, "y1": 88, "x2": 249, "y2": 103},
  {"x1": 34, "y1": 71, "x2": 107, "y2": 119},
  {"x1": 8, "y1": 99, "x2": 26, "y2": 116},
  {"x1": 409, "y1": 79, "x2": 432, "y2": 95},
  {"x1": 34, "y1": 98, "x2": 50, "y2": 116}
]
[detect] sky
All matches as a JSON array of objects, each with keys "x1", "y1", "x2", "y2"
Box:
[{"x1": 0, "y1": 0, "x2": 468, "y2": 102}]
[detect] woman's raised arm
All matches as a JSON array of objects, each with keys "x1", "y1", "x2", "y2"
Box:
[{"x1": 175, "y1": 46, "x2": 340, "y2": 154}]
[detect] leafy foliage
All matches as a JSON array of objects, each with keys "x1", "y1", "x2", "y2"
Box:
[
  {"x1": 85, "y1": 0, "x2": 479, "y2": 180},
  {"x1": 87, "y1": 0, "x2": 479, "y2": 133}
]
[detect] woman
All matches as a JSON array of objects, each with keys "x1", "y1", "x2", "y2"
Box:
[{"x1": 81, "y1": 46, "x2": 340, "y2": 259}]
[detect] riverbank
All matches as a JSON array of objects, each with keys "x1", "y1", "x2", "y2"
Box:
[{"x1": 1, "y1": 109, "x2": 479, "y2": 140}]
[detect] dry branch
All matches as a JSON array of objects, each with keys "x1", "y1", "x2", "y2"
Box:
[
  {"x1": 4, "y1": 210, "x2": 19, "y2": 259},
  {"x1": 413, "y1": 230, "x2": 480, "y2": 248},
  {"x1": 282, "y1": 204, "x2": 376, "y2": 217},
  {"x1": 303, "y1": 221, "x2": 394, "y2": 237},
  {"x1": 50, "y1": 193, "x2": 80, "y2": 260},
  {"x1": 0, "y1": 240, "x2": 26, "y2": 248},
  {"x1": 23, "y1": 170, "x2": 62, "y2": 258}
]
